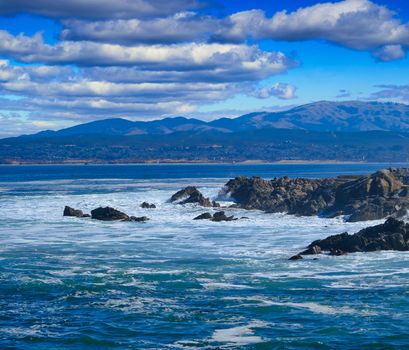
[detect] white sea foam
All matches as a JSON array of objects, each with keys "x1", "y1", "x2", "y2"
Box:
[{"x1": 211, "y1": 320, "x2": 268, "y2": 345}]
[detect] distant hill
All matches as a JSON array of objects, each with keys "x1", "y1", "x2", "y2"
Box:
[
  {"x1": 2, "y1": 100, "x2": 409, "y2": 163},
  {"x1": 24, "y1": 101, "x2": 409, "y2": 140},
  {"x1": 209, "y1": 101, "x2": 409, "y2": 133}
]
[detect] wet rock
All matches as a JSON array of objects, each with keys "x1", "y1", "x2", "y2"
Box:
[
  {"x1": 298, "y1": 217, "x2": 409, "y2": 256},
  {"x1": 170, "y1": 186, "x2": 219, "y2": 207},
  {"x1": 63, "y1": 206, "x2": 89, "y2": 218},
  {"x1": 324, "y1": 168, "x2": 409, "y2": 222},
  {"x1": 128, "y1": 216, "x2": 150, "y2": 222},
  {"x1": 91, "y1": 207, "x2": 129, "y2": 221},
  {"x1": 300, "y1": 245, "x2": 322, "y2": 255},
  {"x1": 222, "y1": 175, "x2": 347, "y2": 215},
  {"x1": 289, "y1": 254, "x2": 303, "y2": 261},
  {"x1": 141, "y1": 202, "x2": 156, "y2": 209},
  {"x1": 193, "y1": 212, "x2": 212, "y2": 220},
  {"x1": 211, "y1": 211, "x2": 236, "y2": 222},
  {"x1": 222, "y1": 168, "x2": 409, "y2": 222}
]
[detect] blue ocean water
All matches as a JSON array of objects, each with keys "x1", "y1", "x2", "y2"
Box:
[{"x1": 1, "y1": 164, "x2": 409, "y2": 349}]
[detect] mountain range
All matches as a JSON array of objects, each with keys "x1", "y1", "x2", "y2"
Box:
[
  {"x1": 2, "y1": 100, "x2": 409, "y2": 163},
  {"x1": 27, "y1": 100, "x2": 409, "y2": 138}
]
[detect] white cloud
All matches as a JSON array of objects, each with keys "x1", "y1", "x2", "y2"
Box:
[
  {"x1": 251, "y1": 83, "x2": 297, "y2": 100},
  {"x1": 215, "y1": 0, "x2": 409, "y2": 61},
  {"x1": 0, "y1": 30, "x2": 294, "y2": 72},
  {"x1": 372, "y1": 45, "x2": 406, "y2": 61},
  {"x1": 61, "y1": 12, "x2": 218, "y2": 45}
]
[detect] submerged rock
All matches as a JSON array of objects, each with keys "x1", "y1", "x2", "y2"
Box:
[
  {"x1": 170, "y1": 186, "x2": 219, "y2": 207},
  {"x1": 91, "y1": 207, "x2": 129, "y2": 221},
  {"x1": 298, "y1": 217, "x2": 409, "y2": 256},
  {"x1": 141, "y1": 202, "x2": 156, "y2": 209},
  {"x1": 193, "y1": 211, "x2": 238, "y2": 221},
  {"x1": 128, "y1": 216, "x2": 150, "y2": 222},
  {"x1": 63, "y1": 206, "x2": 89, "y2": 218}
]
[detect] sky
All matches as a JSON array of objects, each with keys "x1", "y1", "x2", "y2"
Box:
[{"x1": 0, "y1": 0, "x2": 409, "y2": 137}]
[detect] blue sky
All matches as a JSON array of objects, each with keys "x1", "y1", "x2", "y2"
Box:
[{"x1": 0, "y1": 0, "x2": 409, "y2": 137}]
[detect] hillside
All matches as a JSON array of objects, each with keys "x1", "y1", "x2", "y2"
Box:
[
  {"x1": 2, "y1": 100, "x2": 409, "y2": 163},
  {"x1": 21, "y1": 101, "x2": 409, "y2": 139}
]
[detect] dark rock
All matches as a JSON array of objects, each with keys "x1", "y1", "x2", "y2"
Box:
[
  {"x1": 298, "y1": 217, "x2": 409, "y2": 256},
  {"x1": 91, "y1": 207, "x2": 129, "y2": 221},
  {"x1": 141, "y1": 202, "x2": 156, "y2": 209},
  {"x1": 171, "y1": 186, "x2": 197, "y2": 202},
  {"x1": 211, "y1": 211, "x2": 236, "y2": 222},
  {"x1": 128, "y1": 216, "x2": 150, "y2": 222},
  {"x1": 300, "y1": 245, "x2": 322, "y2": 255},
  {"x1": 289, "y1": 254, "x2": 303, "y2": 261},
  {"x1": 193, "y1": 212, "x2": 212, "y2": 220},
  {"x1": 222, "y1": 175, "x2": 348, "y2": 215},
  {"x1": 329, "y1": 249, "x2": 346, "y2": 256},
  {"x1": 170, "y1": 186, "x2": 219, "y2": 207},
  {"x1": 63, "y1": 206, "x2": 89, "y2": 218},
  {"x1": 325, "y1": 168, "x2": 409, "y2": 222},
  {"x1": 222, "y1": 168, "x2": 409, "y2": 222}
]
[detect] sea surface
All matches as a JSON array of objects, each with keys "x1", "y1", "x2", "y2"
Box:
[{"x1": 1, "y1": 163, "x2": 409, "y2": 349}]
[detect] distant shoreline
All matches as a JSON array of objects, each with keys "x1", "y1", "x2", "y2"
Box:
[{"x1": 0, "y1": 160, "x2": 407, "y2": 166}]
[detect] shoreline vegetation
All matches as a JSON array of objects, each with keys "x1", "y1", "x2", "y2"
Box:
[{"x1": 3, "y1": 101, "x2": 409, "y2": 164}]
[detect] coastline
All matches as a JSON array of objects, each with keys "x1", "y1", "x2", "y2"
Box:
[{"x1": 0, "y1": 160, "x2": 406, "y2": 166}]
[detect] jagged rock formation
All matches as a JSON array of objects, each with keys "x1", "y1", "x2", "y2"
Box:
[
  {"x1": 222, "y1": 168, "x2": 409, "y2": 222},
  {"x1": 323, "y1": 168, "x2": 409, "y2": 221},
  {"x1": 222, "y1": 176, "x2": 350, "y2": 216},
  {"x1": 296, "y1": 218, "x2": 409, "y2": 257},
  {"x1": 63, "y1": 206, "x2": 90, "y2": 218},
  {"x1": 170, "y1": 186, "x2": 219, "y2": 207}
]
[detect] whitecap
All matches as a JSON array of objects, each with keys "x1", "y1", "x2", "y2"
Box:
[{"x1": 211, "y1": 320, "x2": 268, "y2": 345}]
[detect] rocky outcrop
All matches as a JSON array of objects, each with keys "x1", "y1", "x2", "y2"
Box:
[
  {"x1": 298, "y1": 218, "x2": 409, "y2": 257},
  {"x1": 63, "y1": 206, "x2": 90, "y2": 218},
  {"x1": 91, "y1": 207, "x2": 130, "y2": 221},
  {"x1": 324, "y1": 169, "x2": 409, "y2": 222},
  {"x1": 170, "y1": 186, "x2": 219, "y2": 207},
  {"x1": 222, "y1": 175, "x2": 348, "y2": 215},
  {"x1": 141, "y1": 202, "x2": 156, "y2": 209},
  {"x1": 222, "y1": 168, "x2": 409, "y2": 222}
]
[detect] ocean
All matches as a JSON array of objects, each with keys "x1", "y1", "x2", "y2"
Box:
[{"x1": 1, "y1": 163, "x2": 408, "y2": 349}]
